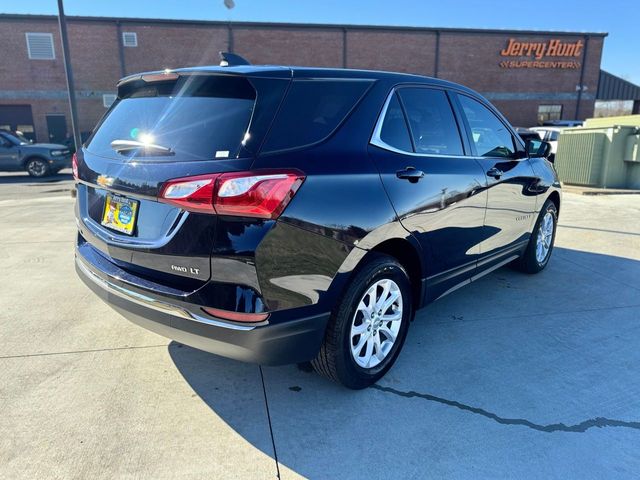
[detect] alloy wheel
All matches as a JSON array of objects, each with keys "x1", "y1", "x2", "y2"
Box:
[
  {"x1": 350, "y1": 278, "x2": 403, "y2": 369},
  {"x1": 28, "y1": 160, "x2": 47, "y2": 177},
  {"x1": 536, "y1": 211, "x2": 554, "y2": 263}
]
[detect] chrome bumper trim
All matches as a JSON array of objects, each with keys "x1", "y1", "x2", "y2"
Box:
[{"x1": 76, "y1": 256, "x2": 256, "y2": 331}]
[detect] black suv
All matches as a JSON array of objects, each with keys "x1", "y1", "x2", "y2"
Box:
[{"x1": 75, "y1": 61, "x2": 559, "y2": 389}]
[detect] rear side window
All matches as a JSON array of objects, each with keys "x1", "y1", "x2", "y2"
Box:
[
  {"x1": 261, "y1": 79, "x2": 372, "y2": 153},
  {"x1": 397, "y1": 88, "x2": 463, "y2": 156},
  {"x1": 87, "y1": 76, "x2": 256, "y2": 161},
  {"x1": 379, "y1": 93, "x2": 412, "y2": 152},
  {"x1": 458, "y1": 95, "x2": 516, "y2": 158}
]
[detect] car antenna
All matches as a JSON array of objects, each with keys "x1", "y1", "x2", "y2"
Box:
[{"x1": 219, "y1": 52, "x2": 251, "y2": 67}]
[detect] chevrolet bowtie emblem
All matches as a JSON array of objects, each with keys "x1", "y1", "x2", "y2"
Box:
[{"x1": 96, "y1": 175, "x2": 114, "y2": 187}]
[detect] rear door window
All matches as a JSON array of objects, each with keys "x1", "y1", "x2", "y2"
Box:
[
  {"x1": 86, "y1": 75, "x2": 256, "y2": 161},
  {"x1": 458, "y1": 95, "x2": 516, "y2": 158},
  {"x1": 397, "y1": 88, "x2": 464, "y2": 156},
  {"x1": 378, "y1": 93, "x2": 412, "y2": 152},
  {"x1": 261, "y1": 79, "x2": 372, "y2": 153}
]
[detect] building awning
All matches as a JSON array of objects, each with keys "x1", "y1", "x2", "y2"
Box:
[{"x1": 597, "y1": 70, "x2": 640, "y2": 101}]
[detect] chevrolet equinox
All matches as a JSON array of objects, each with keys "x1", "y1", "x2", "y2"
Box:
[{"x1": 75, "y1": 58, "x2": 560, "y2": 389}]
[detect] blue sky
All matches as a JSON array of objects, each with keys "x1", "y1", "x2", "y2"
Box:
[{"x1": 3, "y1": 0, "x2": 638, "y2": 84}]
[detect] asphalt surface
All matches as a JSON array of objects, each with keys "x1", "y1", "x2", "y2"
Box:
[{"x1": 1, "y1": 170, "x2": 640, "y2": 479}]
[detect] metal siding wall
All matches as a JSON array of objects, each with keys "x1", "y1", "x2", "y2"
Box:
[{"x1": 555, "y1": 131, "x2": 606, "y2": 185}]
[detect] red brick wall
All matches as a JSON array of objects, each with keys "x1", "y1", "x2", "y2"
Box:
[
  {"x1": 0, "y1": 18, "x2": 66, "y2": 91},
  {"x1": 122, "y1": 24, "x2": 228, "y2": 73},
  {"x1": 0, "y1": 16, "x2": 606, "y2": 141},
  {"x1": 347, "y1": 30, "x2": 437, "y2": 75},
  {"x1": 233, "y1": 27, "x2": 343, "y2": 67},
  {"x1": 438, "y1": 32, "x2": 595, "y2": 93},
  {"x1": 68, "y1": 22, "x2": 121, "y2": 90},
  {"x1": 490, "y1": 99, "x2": 595, "y2": 128}
]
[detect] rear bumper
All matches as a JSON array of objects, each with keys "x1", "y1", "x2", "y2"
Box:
[{"x1": 75, "y1": 249, "x2": 330, "y2": 366}]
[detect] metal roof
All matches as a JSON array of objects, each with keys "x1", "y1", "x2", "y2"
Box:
[{"x1": 597, "y1": 70, "x2": 640, "y2": 101}]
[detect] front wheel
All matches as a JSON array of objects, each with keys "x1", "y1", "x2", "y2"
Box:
[
  {"x1": 26, "y1": 158, "x2": 50, "y2": 178},
  {"x1": 515, "y1": 199, "x2": 558, "y2": 273},
  {"x1": 311, "y1": 254, "x2": 412, "y2": 389}
]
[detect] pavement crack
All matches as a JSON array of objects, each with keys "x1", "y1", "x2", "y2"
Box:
[
  {"x1": 0, "y1": 344, "x2": 167, "y2": 359},
  {"x1": 371, "y1": 385, "x2": 640, "y2": 433},
  {"x1": 259, "y1": 366, "x2": 281, "y2": 480},
  {"x1": 426, "y1": 303, "x2": 640, "y2": 326}
]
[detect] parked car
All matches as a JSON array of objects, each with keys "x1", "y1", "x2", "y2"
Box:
[
  {"x1": 542, "y1": 120, "x2": 582, "y2": 127},
  {"x1": 0, "y1": 130, "x2": 72, "y2": 177},
  {"x1": 74, "y1": 59, "x2": 560, "y2": 389},
  {"x1": 515, "y1": 127, "x2": 544, "y2": 145},
  {"x1": 529, "y1": 126, "x2": 565, "y2": 161}
]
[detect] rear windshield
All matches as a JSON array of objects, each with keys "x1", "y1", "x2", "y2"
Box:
[
  {"x1": 261, "y1": 79, "x2": 372, "y2": 153},
  {"x1": 86, "y1": 75, "x2": 256, "y2": 161}
]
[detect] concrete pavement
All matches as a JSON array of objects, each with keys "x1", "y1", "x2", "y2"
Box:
[{"x1": 1, "y1": 171, "x2": 639, "y2": 479}]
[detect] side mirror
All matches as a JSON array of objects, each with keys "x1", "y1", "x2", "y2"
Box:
[{"x1": 525, "y1": 139, "x2": 553, "y2": 162}]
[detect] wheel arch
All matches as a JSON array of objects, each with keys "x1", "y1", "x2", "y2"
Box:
[
  {"x1": 367, "y1": 237, "x2": 424, "y2": 313},
  {"x1": 21, "y1": 154, "x2": 49, "y2": 168},
  {"x1": 547, "y1": 190, "x2": 561, "y2": 215}
]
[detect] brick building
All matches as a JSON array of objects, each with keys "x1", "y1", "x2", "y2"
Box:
[{"x1": 0, "y1": 13, "x2": 608, "y2": 143}]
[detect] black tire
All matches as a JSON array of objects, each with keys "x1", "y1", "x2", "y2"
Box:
[
  {"x1": 515, "y1": 199, "x2": 558, "y2": 274},
  {"x1": 26, "y1": 158, "x2": 50, "y2": 178},
  {"x1": 311, "y1": 254, "x2": 412, "y2": 389}
]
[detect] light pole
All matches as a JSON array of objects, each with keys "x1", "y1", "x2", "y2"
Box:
[{"x1": 56, "y1": 0, "x2": 82, "y2": 152}]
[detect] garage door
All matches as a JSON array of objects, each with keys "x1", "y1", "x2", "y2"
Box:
[{"x1": 0, "y1": 105, "x2": 36, "y2": 142}]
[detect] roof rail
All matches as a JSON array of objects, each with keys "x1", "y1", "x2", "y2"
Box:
[{"x1": 219, "y1": 52, "x2": 251, "y2": 67}]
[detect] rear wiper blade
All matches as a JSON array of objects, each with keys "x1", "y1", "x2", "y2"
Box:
[{"x1": 110, "y1": 139, "x2": 174, "y2": 156}]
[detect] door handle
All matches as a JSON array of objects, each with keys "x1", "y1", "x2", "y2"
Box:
[
  {"x1": 486, "y1": 167, "x2": 504, "y2": 179},
  {"x1": 396, "y1": 167, "x2": 425, "y2": 183}
]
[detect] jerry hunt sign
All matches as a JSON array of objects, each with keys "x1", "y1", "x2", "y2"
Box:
[{"x1": 499, "y1": 38, "x2": 584, "y2": 69}]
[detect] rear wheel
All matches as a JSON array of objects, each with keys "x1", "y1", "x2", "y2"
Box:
[
  {"x1": 26, "y1": 158, "x2": 50, "y2": 178},
  {"x1": 515, "y1": 199, "x2": 557, "y2": 273},
  {"x1": 312, "y1": 254, "x2": 412, "y2": 389}
]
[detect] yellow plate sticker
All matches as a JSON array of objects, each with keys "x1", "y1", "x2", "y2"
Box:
[{"x1": 101, "y1": 194, "x2": 139, "y2": 235}]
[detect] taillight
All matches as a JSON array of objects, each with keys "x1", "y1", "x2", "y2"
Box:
[
  {"x1": 159, "y1": 174, "x2": 219, "y2": 213},
  {"x1": 72, "y1": 153, "x2": 78, "y2": 180},
  {"x1": 159, "y1": 170, "x2": 305, "y2": 219}
]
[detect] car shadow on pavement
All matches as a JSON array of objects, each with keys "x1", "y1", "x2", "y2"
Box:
[{"x1": 169, "y1": 247, "x2": 640, "y2": 478}]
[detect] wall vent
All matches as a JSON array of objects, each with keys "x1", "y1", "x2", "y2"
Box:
[
  {"x1": 122, "y1": 32, "x2": 138, "y2": 47},
  {"x1": 26, "y1": 33, "x2": 55, "y2": 60}
]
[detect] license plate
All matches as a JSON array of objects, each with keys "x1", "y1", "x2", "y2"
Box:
[{"x1": 101, "y1": 193, "x2": 139, "y2": 235}]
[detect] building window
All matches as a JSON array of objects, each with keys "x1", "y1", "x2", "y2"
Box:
[
  {"x1": 26, "y1": 33, "x2": 55, "y2": 60},
  {"x1": 537, "y1": 105, "x2": 562, "y2": 125},
  {"x1": 122, "y1": 32, "x2": 138, "y2": 47},
  {"x1": 102, "y1": 94, "x2": 117, "y2": 108}
]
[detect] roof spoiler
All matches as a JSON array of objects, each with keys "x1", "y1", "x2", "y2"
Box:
[{"x1": 219, "y1": 52, "x2": 251, "y2": 67}]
